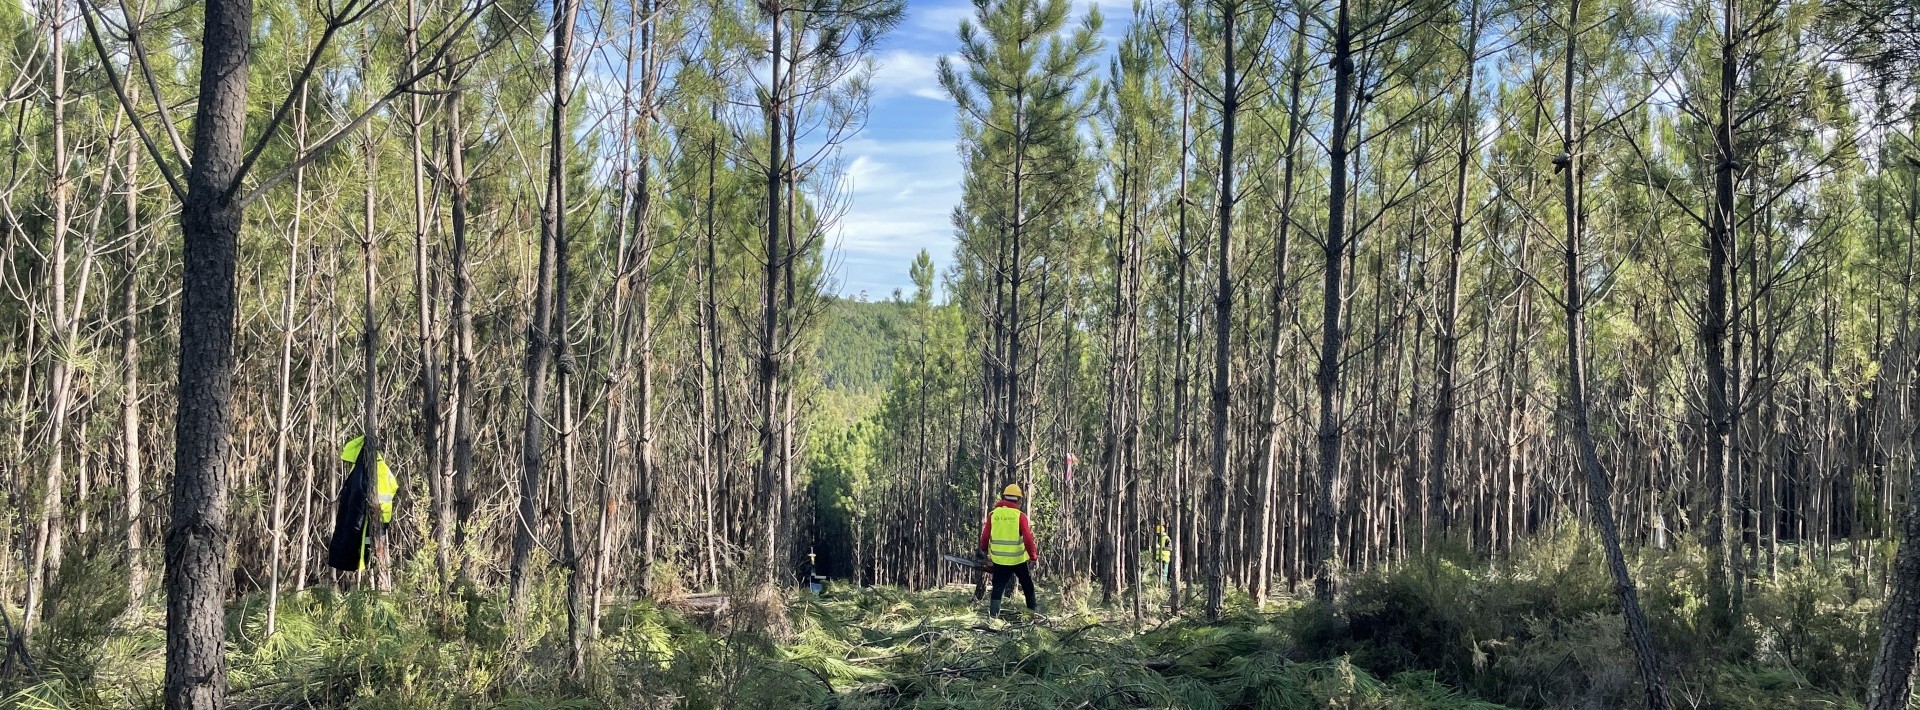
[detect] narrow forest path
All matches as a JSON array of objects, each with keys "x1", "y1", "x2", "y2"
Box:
[{"x1": 761, "y1": 588, "x2": 1509, "y2": 709}]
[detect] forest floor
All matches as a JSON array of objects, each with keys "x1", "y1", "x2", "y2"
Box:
[
  {"x1": 8, "y1": 524, "x2": 1892, "y2": 709},
  {"x1": 710, "y1": 585, "x2": 1515, "y2": 709}
]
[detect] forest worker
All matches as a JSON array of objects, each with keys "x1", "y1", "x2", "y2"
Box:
[
  {"x1": 1156, "y1": 524, "x2": 1172, "y2": 582},
  {"x1": 978, "y1": 483, "x2": 1044, "y2": 617}
]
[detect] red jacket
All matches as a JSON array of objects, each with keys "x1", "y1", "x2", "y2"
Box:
[{"x1": 978, "y1": 500, "x2": 1039, "y2": 563}]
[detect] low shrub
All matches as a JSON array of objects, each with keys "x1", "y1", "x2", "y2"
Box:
[{"x1": 9, "y1": 523, "x2": 1890, "y2": 709}]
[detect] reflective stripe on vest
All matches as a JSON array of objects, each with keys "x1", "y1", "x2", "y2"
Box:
[
  {"x1": 988, "y1": 507, "x2": 1028, "y2": 566},
  {"x1": 375, "y1": 459, "x2": 396, "y2": 523}
]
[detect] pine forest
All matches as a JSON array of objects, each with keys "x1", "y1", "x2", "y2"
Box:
[{"x1": 3, "y1": 0, "x2": 1920, "y2": 706}]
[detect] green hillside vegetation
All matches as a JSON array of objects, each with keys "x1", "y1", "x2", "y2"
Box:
[{"x1": 815, "y1": 297, "x2": 909, "y2": 396}]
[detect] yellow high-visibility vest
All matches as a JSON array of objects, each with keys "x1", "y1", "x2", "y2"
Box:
[
  {"x1": 341, "y1": 436, "x2": 397, "y2": 523},
  {"x1": 1156, "y1": 533, "x2": 1171, "y2": 563},
  {"x1": 988, "y1": 507, "x2": 1029, "y2": 566}
]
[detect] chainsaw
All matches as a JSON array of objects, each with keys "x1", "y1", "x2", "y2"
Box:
[{"x1": 943, "y1": 553, "x2": 987, "y2": 570}]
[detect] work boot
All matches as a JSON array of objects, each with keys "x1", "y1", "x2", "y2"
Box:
[{"x1": 988, "y1": 598, "x2": 1001, "y2": 618}]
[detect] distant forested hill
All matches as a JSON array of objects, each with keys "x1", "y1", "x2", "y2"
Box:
[{"x1": 815, "y1": 296, "x2": 907, "y2": 394}]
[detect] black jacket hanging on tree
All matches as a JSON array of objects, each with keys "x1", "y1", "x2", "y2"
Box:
[{"x1": 327, "y1": 452, "x2": 374, "y2": 571}]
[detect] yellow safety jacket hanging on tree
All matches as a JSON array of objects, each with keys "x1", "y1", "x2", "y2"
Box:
[
  {"x1": 326, "y1": 435, "x2": 397, "y2": 571},
  {"x1": 339, "y1": 435, "x2": 397, "y2": 522}
]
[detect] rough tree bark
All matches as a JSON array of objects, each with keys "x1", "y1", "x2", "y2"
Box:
[
  {"x1": 1099, "y1": 135, "x2": 1134, "y2": 606},
  {"x1": 1313, "y1": 0, "x2": 1356, "y2": 605},
  {"x1": 1003, "y1": 87, "x2": 1029, "y2": 528},
  {"x1": 698, "y1": 116, "x2": 721, "y2": 586},
  {"x1": 26, "y1": 0, "x2": 73, "y2": 633},
  {"x1": 296, "y1": 245, "x2": 321, "y2": 593},
  {"x1": 120, "y1": 113, "x2": 146, "y2": 610},
  {"x1": 759, "y1": 2, "x2": 788, "y2": 585},
  {"x1": 405, "y1": 0, "x2": 447, "y2": 586},
  {"x1": 1428, "y1": 0, "x2": 1480, "y2": 542},
  {"x1": 446, "y1": 62, "x2": 478, "y2": 584},
  {"x1": 1557, "y1": 3, "x2": 1673, "y2": 705},
  {"x1": 358, "y1": 61, "x2": 385, "y2": 590},
  {"x1": 1867, "y1": 145, "x2": 1920, "y2": 710},
  {"x1": 1252, "y1": 4, "x2": 1307, "y2": 606},
  {"x1": 509, "y1": 0, "x2": 577, "y2": 612},
  {"x1": 1701, "y1": 0, "x2": 1740, "y2": 633},
  {"x1": 1168, "y1": 11, "x2": 1194, "y2": 614},
  {"x1": 558, "y1": 163, "x2": 583, "y2": 676},
  {"x1": 594, "y1": 5, "x2": 640, "y2": 625},
  {"x1": 1868, "y1": 391, "x2": 1920, "y2": 709},
  {"x1": 1204, "y1": 0, "x2": 1239, "y2": 623},
  {"x1": 165, "y1": 0, "x2": 252, "y2": 699}
]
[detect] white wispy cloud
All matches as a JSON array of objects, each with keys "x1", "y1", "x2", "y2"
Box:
[
  {"x1": 825, "y1": 136, "x2": 964, "y2": 295},
  {"x1": 909, "y1": 1, "x2": 974, "y2": 36},
  {"x1": 1084, "y1": 0, "x2": 1139, "y2": 43},
  {"x1": 870, "y1": 49, "x2": 950, "y2": 102}
]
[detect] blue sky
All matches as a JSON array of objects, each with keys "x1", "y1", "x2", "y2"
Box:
[{"x1": 827, "y1": 0, "x2": 1130, "y2": 301}]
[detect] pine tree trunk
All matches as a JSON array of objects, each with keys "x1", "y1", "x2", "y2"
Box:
[
  {"x1": 1429, "y1": 3, "x2": 1480, "y2": 542},
  {"x1": 558, "y1": 217, "x2": 584, "y2": 676},
  {"x1": 779, "y1": 93, "x2": 801, "y2": 584},
  {"x1": 405, "y1": 0, "x2": 447, "y2": 587},
  {"x1": 1205, "y1": 0, "x2": 1239, "y2": 623},
  {"x1": 1701, "y1": 0, "x2": 1740, "y2": 633},
  {"x1": 1004, "y1": 81, "x2": 1028, "y2": 516},
  {"x1": 598, "y1": 253, "x2": 628, "y2": 615},
  {"x1": 699, "y1": 119, "x2": 721, "y2": 587},
  {"x1": 1253, "y1": 10, "x2": 1306, "y2": 606},
  {"x1": 1100, "y1": 153, "x2": 1132, "y2": 606},
  {"x1": 1126, "y1": 158, "x2": 1146, "y2": 623},
  {"x1": 167, "y1": 0, "x2": 251, "y2": 699},
  {"x1": 121, "y1": 125, "x2": 146, "y2": 610},
  {"x1": 1313, "y1": 0, "x2": 1355, "y2": 605},
  {"x1": 1869, "y1": 358, "x2": 1920, "y2": 710},
  {"x1": 296, "y1": 252, "x2": 321, "y2": 593},
  {"x1": 1558, "y1": 5, "x2": 1671, "y2": 704},
  {"x1": 595, "y1": 7, "x2": 642, "y2": 622},
  {"x1": 632, "y1": 9, "x2": 660, "y2": 593},
  {"x1": 27, "y1": 0, "x2": 73, "y2": 632},
  {"x1": 1866, "y1": 121, "x2": 1920, "y2": 710},
  {"x1": 509, "y1": 0, "x2": 576, "y2": 611},
  {"x1": 1168, "y1": 11, "x2": 1194, "y2": 615},
  {"x1": 267, "y1": 82, "x2": 309, "y2": 635},
  {"x1": 359, "y1": 79, "x2": 385, "y2": 591},
  {"x1": 759, "y1": 4, "x2": 787, "y2": 585},
  {"x1": 446, "y1": 66, "x2": 477, "y2": 587}
]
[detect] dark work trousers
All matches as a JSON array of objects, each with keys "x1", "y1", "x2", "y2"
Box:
[{"x1": 990, "y1": 561, "x2": 1037, "y2": 609}]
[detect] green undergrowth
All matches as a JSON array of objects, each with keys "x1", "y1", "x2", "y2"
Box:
[
  {"x1": 1289, "y1": 522, "x2": 1880, "y2": 709},
  {"x1": 0, "y1": 525, "x2": 1892, "y2": 709},
  {"x1": 760, "y1": 587, "x2": 1510, "y2": 710}
]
